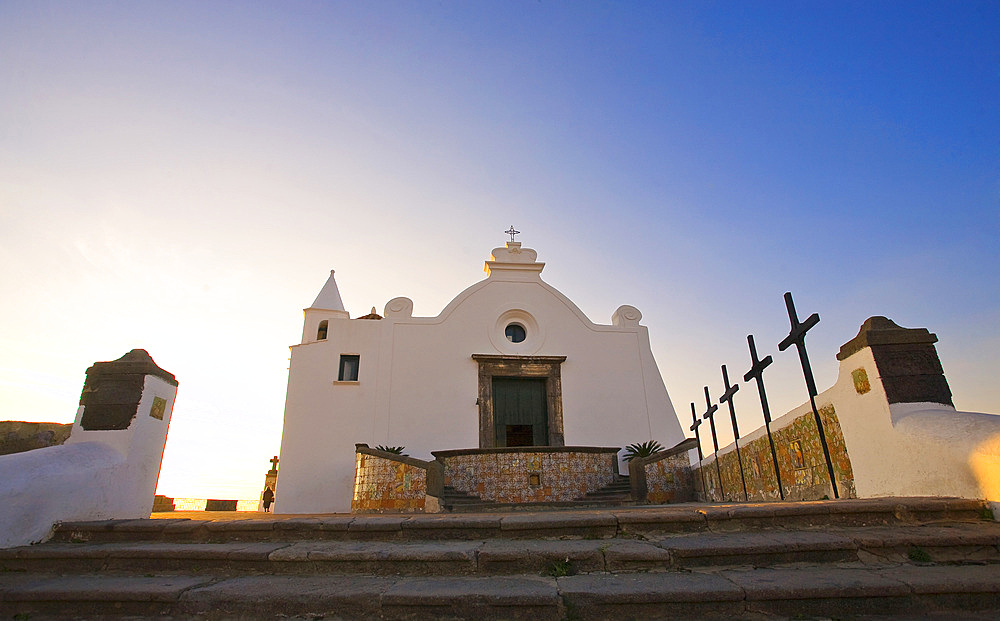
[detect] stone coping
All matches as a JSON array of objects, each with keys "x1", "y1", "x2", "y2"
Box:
[
  {"x1": 837, "y1": 316, "x2": 938, "y2": 360},
  {"x1": 432, "y1": 446, "x2": 621, "y2": 459},
  {"x1": 632, "y1": 438, "x2": 698, "y2": 467},
  {"x1": 355, "y1": 444, "x2": 435, "y2": 470}
]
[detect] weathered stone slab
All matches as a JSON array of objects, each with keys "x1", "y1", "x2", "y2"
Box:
[
  {"x1": 179, "y1": 574, "x2": 391, "y2": 617},
  {"x1": 203, "y1": 519, "x2": 276, "y2": 533},
  {"x1": 723, "y1": 565, "x2": 915, "y2": 617},
  {"x1": 267, "y1": 540, "x2": 479, "y2": 575},
  {"x1": 381, "y1": 576, "x2": 561, "y2": 620},
  {"x1": 661, "y1": 529, "x2": 857, "y2": 566},
  {"x1": 499, "y1": 511, "x2": 617, "y2": 537},
  {"x1": 478, "y1": 539, "x2": 605, "y2": 573},
  {"x1": 600, "y1": 539, "x2": 673, "y2": 571},
  {"x1": 881, "y1": 564, "x2": 1000, "y2": 594},
  {"x1": 348, "y1": 516, "x2": 405, "y2": 534},
  {"x1": 1, "y1": 573, "x2": 211, "y2": 601},
  {"x1": 401, "y1": 513, "x2": 502, "y2": 539},
  {"x1": 612, "y1": 506, "x2": 707, "y2": 530},
  {"x1": 558, "y1": 571, "x2": 744, "y2": 620}
]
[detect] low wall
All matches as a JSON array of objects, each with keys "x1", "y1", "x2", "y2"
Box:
[
  {"x1": 433, "y1": 446, "x2": 619, "y2": 503},
  {"x1": 694, "y1": 403, "x2": 856, "y2": 502},
  {"x1": 0, "y1": 421, "x2": 71, "y2": 456},
  {"x1": 629, "y1": 438, "x2": 698, "y2": 504},
  {"x1": 351, "y1": 445, "x2": 443, "y2": 513}
]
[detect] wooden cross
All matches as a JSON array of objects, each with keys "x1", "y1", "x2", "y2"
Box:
[
  {"x1": 719, "y1": 364, "x2": 749, "y2": 501},
  {"x1": 505, "y1": 225, "x2": 520, "y2": 242},
  {"x1": 269, "y1": 455, "x2": 279, "y2": 471},
  {"x1": 744, "y1": 334, "x2": 784, "y2": 499}
]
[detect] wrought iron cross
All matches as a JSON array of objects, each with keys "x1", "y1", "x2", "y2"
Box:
[
  {"x1": 702, "y1": 385, "x2": 725, "y2": 501},
  {"x1": 743, "y1": 335, "x2": 774, "y2": 424},
  {"x1": 689, "y1": 402, "x2": 704, "y2": 461},
  {"x1": 505, "y1": 226, "x2": 520, "y2": 242},
  {"x1": 778, "y1": 291, "x2": 821, "y2": 397},
  {"x1": 777, "y1": 291, "x2": 839, "y2": 499},
  {"x1": 719, "y1": 364, "x2": 749, "y2": 501},
  {"x1": 690, "y1": 402, "x2": 708, "y2": 501},
  {"x1": 744, "y1": 334, "x2": 784, "y2": 499}
]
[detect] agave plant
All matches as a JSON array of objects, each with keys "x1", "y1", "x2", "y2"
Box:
[
  {"x1": 374, "y1": 445, "x2": 408, "y2": 456},
  {"x1": 622, "y1": 440, "x2": 664, "y2": 462}
]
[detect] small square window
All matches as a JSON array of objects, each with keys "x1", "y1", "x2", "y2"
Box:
[{"x1": 338, "y1": 355, "x2": 360, "y2": 381}]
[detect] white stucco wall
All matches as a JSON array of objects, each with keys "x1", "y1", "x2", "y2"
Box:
[
  {"x1": 832, "y1": 347, "x2": 1000, "y2": 508},
  {"x1": 0, "y1": 374, "x2": 177, "y2": 548},
  {"x1": 275, "y1": 243, "x2": 684, "y2": 513}
]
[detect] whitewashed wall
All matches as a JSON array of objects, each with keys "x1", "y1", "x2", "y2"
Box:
[{"x1": 0, "y1": 372, "x2": 177, "y2": 548}]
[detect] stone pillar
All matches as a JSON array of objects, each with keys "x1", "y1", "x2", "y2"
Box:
[
  {"x1": 836, "y1": 316, "x2": 952, "y2": 407},
  {"x1": 65, "y1": 349, "x2": 179, "y2": 517},
  {"x1": 0, "y1": 349, "x2": 178, "y2": 548}
]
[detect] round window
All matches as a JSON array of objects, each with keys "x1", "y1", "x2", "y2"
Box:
[{"x1": 505, "y1": 323, "x2": 526, "y2": 343}]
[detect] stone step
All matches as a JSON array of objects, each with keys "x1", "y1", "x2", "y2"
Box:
[
  {"x1": 47, "y1": 497, "x2": 990, "y2": 544},
  {"x1": 6, "y1": 523, "x2": 997, "y2": 577},
  {"x1": 2, "y1": 564, "x2": 999, "y2": 619}
]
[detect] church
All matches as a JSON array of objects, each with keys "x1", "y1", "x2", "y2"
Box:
[{"x1": 273, "y1": 234, "x2": 686, "y2": 513}]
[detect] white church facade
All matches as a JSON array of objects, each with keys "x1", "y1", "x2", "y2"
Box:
[{"x1": 274, "y1": 238, "x2": 685, "y2": 513}]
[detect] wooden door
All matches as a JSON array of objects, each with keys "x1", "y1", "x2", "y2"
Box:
[{"x1": 492, "y1": 377, "x2": 548, "y2": 447}]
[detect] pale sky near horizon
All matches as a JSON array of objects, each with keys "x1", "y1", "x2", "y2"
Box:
[{"x1": 1, "y1": 2, "x2": 998, "y2": 500}]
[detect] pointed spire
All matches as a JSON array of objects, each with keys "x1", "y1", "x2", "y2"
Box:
[{"x1": 310, "y1": 270, "x2": 345, "y2": 311}]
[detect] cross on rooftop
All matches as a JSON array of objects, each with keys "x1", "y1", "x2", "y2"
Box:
[
  {"x1": 269, "y1": 455, "x2": 279, "y2": 471},
  {"x1": 505, "y1": 226, "x2": 520, "y2": 242}
]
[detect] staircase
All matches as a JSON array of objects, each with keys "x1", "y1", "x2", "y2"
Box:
[
  {"x1": 439, "y1": 485, "x2": 485, "y2": 511},
  {"x1": 576, "y1": 474, "x2": 633, "y2": 505},
  {"x1": 0, "y1": 497, "x2": 998, "y2": 619}
]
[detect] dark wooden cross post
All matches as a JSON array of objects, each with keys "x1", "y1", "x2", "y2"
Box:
[
  {"x1": 689, "y1": 402, "x2": 708, "y2": 502},
  {"x1": 269, "y1": 455, "x2": 279, "y2": 472},
  {"x1": 702, "y1": 386, "x2": 725, "y2": 501},
  {"x1": 744, "y1": 334, "x2": 784, "y2": 499},
  {"x1": 719, "y1": 365, "x2": 749, "y2": 501},
  {"x1": 777, "y1": 291, "x2": 839, "y2": 499}
]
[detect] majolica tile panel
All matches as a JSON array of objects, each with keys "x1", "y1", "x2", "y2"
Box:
[
  {"x1": 441, "y1": 450, "x2": 617, "y2": 503},
  {"x1": 644, "y1": 452, "x2": 695, "y2": 504},
  {"x1": 695, "y1": 404, "x2": 856, "y2": 502},
  {"x1": 351, "y1": 452, "x2": 428, "y2": 512}
]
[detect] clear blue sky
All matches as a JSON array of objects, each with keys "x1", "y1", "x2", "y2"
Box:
[{"x1": 2, "y1": 1, "x2": 997, "y2": 499}]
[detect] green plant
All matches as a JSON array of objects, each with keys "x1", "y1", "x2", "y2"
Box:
[
  {"x1": 545, "y1": 558, "x2": 576, "y2": 577},
  {"x1": 623, "y1": 440, "x2": 664, "y2": 462},
  {"x1": 375, "y1": 445, "x2": 407, "y2": 456},
  {"x1": 908, "y1": 546, "x2": 932, "y2": 563}
]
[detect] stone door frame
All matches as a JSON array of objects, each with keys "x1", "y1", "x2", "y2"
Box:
[{"x1": 472, "y1": 354, "x2": 566, "y2": 449}]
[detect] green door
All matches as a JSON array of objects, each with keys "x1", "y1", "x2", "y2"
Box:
[{"x1": 492, "y1": 378, "x2": 548, "y2": 447}]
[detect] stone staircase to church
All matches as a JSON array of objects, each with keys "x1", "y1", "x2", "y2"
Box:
[
  {"x1": 1, "y1": 497, "x2": 998, "y2": 619},
  {"x1": 576, "y1": 474, "x2": 633, "y2": 505},
  {"x1": 439, "y1": 476, "x2": 635, "y2": 513}
]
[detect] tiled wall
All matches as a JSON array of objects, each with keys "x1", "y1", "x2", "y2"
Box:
[
  {"x1": 643, "y1": 452, "x2": 695, "y2": 504},
  {"x1": 695, "y1": 404, "x2": 856, "y2": 502},
  {"x1": 442, "y1": 450, "x2": 617, "y2": 503},
  {"x1": 351, "y1": 452, "x2": 428, "y2": 513}
]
